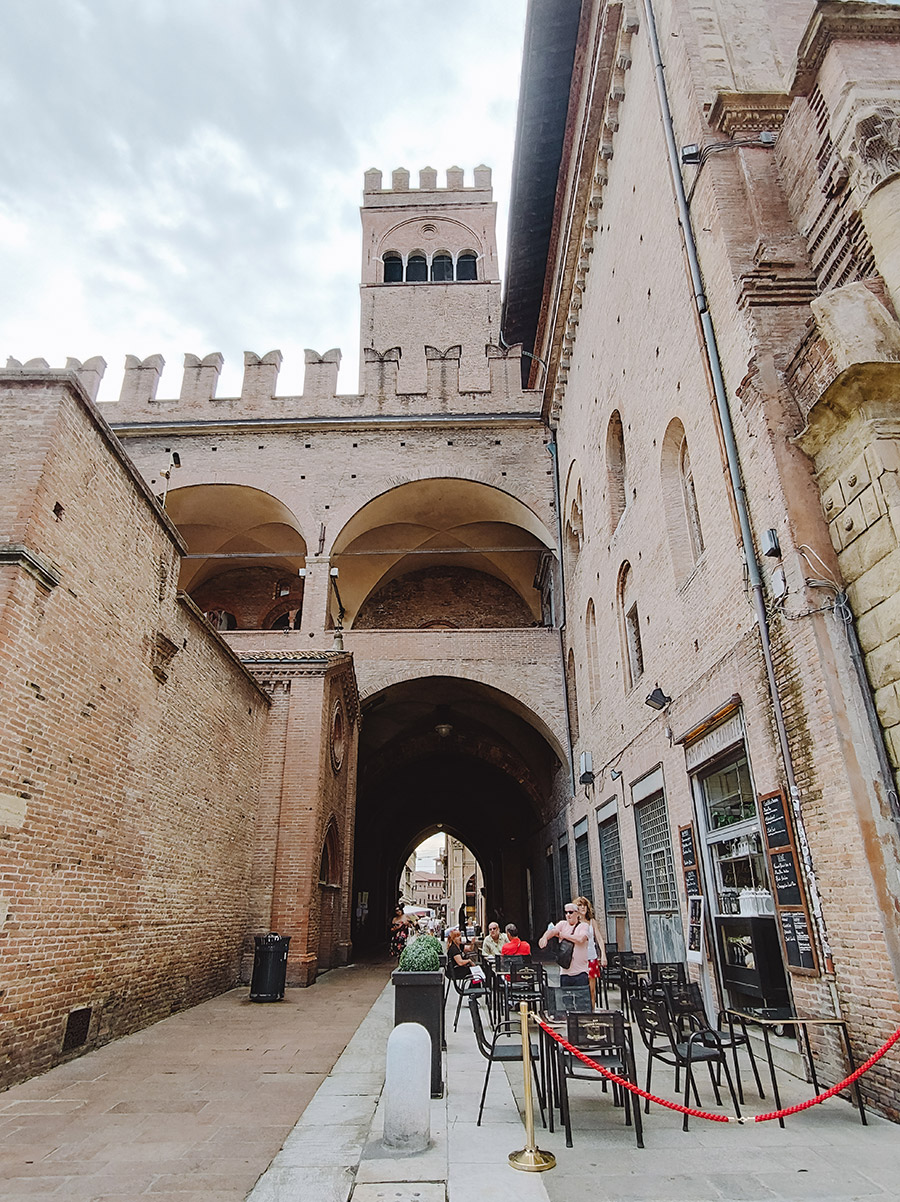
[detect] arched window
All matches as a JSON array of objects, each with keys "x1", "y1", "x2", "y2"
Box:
[
  {"x1": 660, "y1": 418, "x2": 704, "y2": 582},
  {"x1": 566, "y1": 647, "x2": 580, "y2": 743},
  {"x1": 617, "y1": 563, "x2": 643, "y2": 689},
  {"x1": 456, "y1": 251, "x2": 478, "y2": 281},
  {"x1": 680, "y1": 440, "x2": 704, "y2": 561},
  {"x1": 586, "y1": 599, "x2": 600, "y2": 704},
  {"x1": 606, "y1": 411, "x2": 628, "y2": 531},
  {"x1": 431, "y1": 253, "x2": 453, "y2": 281},
  {"x1": 406, "y1": 254, "x2": 427, "y2": 282},
  {"x1": 383, "y1": 252, "x2": 403, "y2": 283},
  {"x1": 565, "y1": 478, "x2": 584, "y2": 562}
]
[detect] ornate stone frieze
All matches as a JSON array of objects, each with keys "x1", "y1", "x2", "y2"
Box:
[
  {"x1": 846, "y1": 104, "x2": 900, "y2": 204},
  {"x1": 708, "y1": 92, "x2": 792, "y2": 137}
]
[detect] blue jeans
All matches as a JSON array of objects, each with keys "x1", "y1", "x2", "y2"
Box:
[{"x1": 560, "y1": 972, "x2": 589, "y2": 987}]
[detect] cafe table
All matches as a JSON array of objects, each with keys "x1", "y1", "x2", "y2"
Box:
[{"x1": 725, "y1": 1007, "x2": 867, "y2": 1127}]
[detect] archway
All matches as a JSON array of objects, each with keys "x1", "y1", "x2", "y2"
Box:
[
  {"x1": 165, "y1": 484, "x2": 307, "y2": 629},
  {"x1": 329, "y1": 478, "x2": 555, "y2": 629},
  {"x1": 352, "y1": 674, "x2": 563, "y2": 953}
]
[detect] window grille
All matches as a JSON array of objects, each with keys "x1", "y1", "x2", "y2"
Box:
[
  {"x1": 599, "y1": 818, "x2": 626, "y2": 913},
  {"x1": 636, "y1": 793, "x2": 678, "y2": 912}
]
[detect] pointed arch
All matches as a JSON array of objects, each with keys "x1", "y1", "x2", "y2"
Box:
[
  {"x1": 606, "y1": 410, "x2": 628, "y2": 532},
  {"x1": 661, "y1": 418, "x2": 704, "y2": 582}
]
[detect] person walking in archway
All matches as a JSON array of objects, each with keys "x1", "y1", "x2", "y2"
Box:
[{"x1": 389, "y1": 906, "x2": 408, "y2": 959}]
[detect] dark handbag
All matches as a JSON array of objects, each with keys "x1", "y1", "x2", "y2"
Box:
[{"x1": 556, "y1": 937, "x2": 574, "y2": 969}]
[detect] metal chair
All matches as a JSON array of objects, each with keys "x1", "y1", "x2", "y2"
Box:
[
  {"x1": 468, "y1": 995, "x2": 546, "y2": 1127},
  {"x1": 500, "y1": 961, "x2": 545, "y2": 1023},
  {"x1": 650, "y1": 961, "x2": 687, "y2": 986},
  {"x1": 664, "y1": 982, "x2": 765, "y2": 1103},
  {"x1": 446, "y1": 961, "x2": 488, "y2": 1033},
  {"x1": 630, "y1": 996, "x2": 742, "y2": 1131},
  {"x1": 619, "y1": 951, "x2": 648, "y2": 1018},
  {"x1": 556, "y1": 1010, "x2": 644, "y2": 1148}
]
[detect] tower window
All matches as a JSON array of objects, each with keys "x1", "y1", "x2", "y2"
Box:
[
  {"x1": 406, "y1": 254, "x2": 427, "y2": 282},
  {"x1": 456, "y1": 252, "x2": 477, "y2": 281},
  {"x1": 431, "y1": 253, "x2": 453, "y2": 282},
  {"x1": 383, "y1": 253, "x2": 402, "y2": 283}
]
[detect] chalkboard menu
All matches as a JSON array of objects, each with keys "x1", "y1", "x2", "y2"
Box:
[
  {"x1": 759, "y1": 790, "x2": 818, "y2": 975},
  {"x1": 678, "y1": 823, "x2": 702, "y2": 896},
  {"x1": 779, "y1": 910, "x2": 815, "y2": 970},
  {"x1": 762, "y1": 792, "x2": 790, "y2": 850},
  {"x1": 771, "y1": 851, "x2": 802, "y2": 907}
]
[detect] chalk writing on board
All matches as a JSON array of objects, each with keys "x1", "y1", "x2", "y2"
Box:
[
  {"x1": 771, "y1": 851, "x2": 802, "y2": 907},
  {"x1": 762, "y1": 792, "x2": 790, "y2": 849},
  {"x1": 679, "y1": 824, "x2": 697, "y2": 868},
  {"x1": 683, "y1": 867, "x2": 701, "y2": 897},
  {"x1": 780, "y1": 910, "x2": 815, "y2": 970}
]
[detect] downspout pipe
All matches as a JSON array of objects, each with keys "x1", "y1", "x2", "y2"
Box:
[
  {"x1": 642, "y1": 0, "x2": 833, "y2": 968},
  {"x1": 548, "y1": 432, "x2": 578, "y2": 797}
]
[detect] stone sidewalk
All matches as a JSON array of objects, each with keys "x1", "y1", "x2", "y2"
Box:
[{"x1": 0, "y1": 961, "x2": 391, "y2": 1201}]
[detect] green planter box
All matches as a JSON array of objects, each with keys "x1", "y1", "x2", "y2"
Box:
[{"x1": 392, "y1": 970, "x2": 444, "y2": 1097}]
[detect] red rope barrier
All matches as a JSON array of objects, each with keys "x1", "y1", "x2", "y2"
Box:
[{"x1": 532, "y1": 1014, "x2": 900, "y2": 1125}]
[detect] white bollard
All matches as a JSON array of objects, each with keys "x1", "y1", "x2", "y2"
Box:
[{"x1": 382, "y1": 1022, "x2": 432, "y2": 1153}]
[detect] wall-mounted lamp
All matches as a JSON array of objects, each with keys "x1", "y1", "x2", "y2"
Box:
[
  {"x1": 433, "y1": 705, "x2": 453, "y2": 738},
  {"x1": 610, "y1": 768, "x2": 622, "y2": 781},
  {"x1": 159, "y1": 451, "x2": 180, "y2": 507},
  {"x1": 645, "y1": 687, "x2": 672, "y2": 710},
  {"x1": 579, "y1": 751, "x2": 595, "y2": 786}
]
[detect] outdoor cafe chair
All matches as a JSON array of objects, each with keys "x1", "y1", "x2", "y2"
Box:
[
  {"x1": 619, "y1": 951, "x2": 649, "y2": 1018},
  {"x1": 446, "y1": 960, "x2": 488, "y2": 1033},
  {"x1": 555, "y1": 1010, "x2": 644, "y2": 1149},
  {"x1": 631, "y1": 996, "x2": 742, "y2": 1131},
  {"x1": 664, "y1": 981, "x2": 765, "y2": 1103},
  {"x1": 468, "y1": 994, "x2": 546, "y2": 1127},
  {"x1": 501, "y1": 960, "x2": 545, "y2": 1023},
  {"x1": 650, "y1": 960, "x2": 687, "y2": 986}
]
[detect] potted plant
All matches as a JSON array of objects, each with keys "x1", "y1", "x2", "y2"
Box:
[{"x1": 392, "y1": 934, "x2": 444, "y2": 1096}]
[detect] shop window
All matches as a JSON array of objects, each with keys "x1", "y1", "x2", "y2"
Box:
[
  {"x1": 456, "y1": 251, "x2": 478, "y2": 280},
  {"x1": 383, "y1": 252, "x2": 403, "y2": 283},
  {"x1": 431, "y1": 253, "x2": 453, "y2": 281},
  {"x1": 406, "y1": 254, "x2": 427, "y2": 282},
  {"x1": 697, "y1": 750, "x2": 772, "y2": 916}
]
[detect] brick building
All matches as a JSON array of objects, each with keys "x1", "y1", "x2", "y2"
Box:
[{"x1": 2, "y1": 0, "x2": 899, "y2": 1117}]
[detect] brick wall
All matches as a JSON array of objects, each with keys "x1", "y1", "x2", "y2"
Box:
[
  {"x1": 353, "y1": 565, "x2": 535, "y2": 629},
  {"x1": 0, "y1": 375, "x2": 269, "y2": 1088}
]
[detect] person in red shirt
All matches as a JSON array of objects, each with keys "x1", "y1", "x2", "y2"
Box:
[{"x1": 500, "y1": 924, "x2": 531, "y2": 956}]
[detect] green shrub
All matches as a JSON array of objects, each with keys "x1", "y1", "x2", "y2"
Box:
[
  {"x1": 416, "y1": 933, "x2": 443, "y2": 956},
  {"x1": 398, "y1": 935, "x2": 441, "y2": 972}
]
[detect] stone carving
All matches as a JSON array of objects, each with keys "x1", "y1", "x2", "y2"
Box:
[{"x1": 848, "y1": 104, "x2": 900, "y2": 201}]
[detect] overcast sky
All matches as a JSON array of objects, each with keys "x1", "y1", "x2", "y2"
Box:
[{"x1": 1, "y1": 1, "x2": 527, "y2": 400}]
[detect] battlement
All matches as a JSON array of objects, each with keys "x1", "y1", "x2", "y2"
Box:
[
  {"x1": 363, "y1": 165, "x2": 492, "y2": 208},
  {"x1": 3, "y1": 344, "x2": 535, "y2": 425}
]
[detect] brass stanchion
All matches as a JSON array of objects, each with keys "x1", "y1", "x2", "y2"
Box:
[{"x1": 509, "y1": 1002, "x2": 556, "y2": 1172}]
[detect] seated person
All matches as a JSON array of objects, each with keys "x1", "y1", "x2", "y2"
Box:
[
  {"x1": 446, "y1": 927, "x2": 474, "y2": 975},
  {"x1": 500, "y1": 924, "x2": 531, "y2": 956},
  {"x1": 481, "y1": 921, "x2": 505, "y2": 957}
]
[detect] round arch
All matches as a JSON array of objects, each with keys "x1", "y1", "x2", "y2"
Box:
[
  {"x1": 329, "y1": 477, "x2": 555, "y2": 628},
  {"x1": 165, "y1": 484, "x2": 307, "y2": 628}
]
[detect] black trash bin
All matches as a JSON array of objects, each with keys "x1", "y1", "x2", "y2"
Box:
[{"x1": 250, "y1": 933, "x2": 291, "y2": 1001}]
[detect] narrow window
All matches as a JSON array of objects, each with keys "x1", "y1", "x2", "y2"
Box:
[
  {"x1": 456, "y1": 252, "x2": 477, "y2": 281},
  {"x1": 431, "y1": 253, "x2": 453, "y2": 281},
  {"x1": 606, "y1": 411, "x2": 627, "y2": 531},
  {"x1": 625, "y1": 603, "x2": 644, "y2": 683},
  {"x1": 406, "y1": 254, "x2": 427, "y2": 282},
  {"x1": 566, "y1": 647, "x2": 580, "y2": 743},
  {"x1": 383, "y1": 253, "x2": 403, "y2": 283},
  {"x1": 586, "y1": 599, "x2": 600, "y2": 704},
  {"x1": 680, "y1": 440, "x2": 704, "y2": 560}
]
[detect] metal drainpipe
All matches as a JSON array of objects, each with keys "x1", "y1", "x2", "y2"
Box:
[{"x1": 643, "y1": 0, "x2": 833, "y2": 970}]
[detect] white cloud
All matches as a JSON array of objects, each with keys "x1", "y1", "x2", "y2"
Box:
[{"x1": 1, "y1": 1, "x2": 527, "y2": 398}]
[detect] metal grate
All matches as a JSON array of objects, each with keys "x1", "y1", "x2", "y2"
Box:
[
  {"x1": 575, "y1": 832, "x2": 593, "y2": 903},
  {"x1": 636, "y1": 793, "x2": 678, "y2": 912},
  {"x1": 558, "y1": 840, "x2": 572, "y2": 906},
  {"x1": 599, "y1": 818, "x2": 626, "y2": 913}
]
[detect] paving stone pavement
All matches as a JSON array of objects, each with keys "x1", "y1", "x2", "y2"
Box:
[
  {"x1": 2, "y1": 962, "x2": 898, "y2": 1201},
  {"x1": 0, "y1": 960, "x2": 391, "y2": 1201}
]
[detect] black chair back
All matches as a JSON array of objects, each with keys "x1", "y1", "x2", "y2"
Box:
[
  {"x1": 664, "y1": 980, "x2": 707, "y2": 1030},
  {"x1": 467, "y1": 994, "x2": 492, "y2": 1057},
  {"x1": 651, "y1": 960, "x2": 687, "y2": 985},
  {"x1": 621, "y1": 951, "x2": 648, "y2": 972},
  {"x1": 630, "y1": 995, "x2": 673, "y2": 1050},
  {"x1": 509, "y1": 962, "x2": 543, "y2": 987},
  {"x1": 543, "y1": 982, "x2": 592, "y2": 1019},
  {"x1": 501, "y1": 953, "x2": 532, "y2": 972},
  {"x1": 566, "y1": 1010, "x2": 626, "y2": 1052}
]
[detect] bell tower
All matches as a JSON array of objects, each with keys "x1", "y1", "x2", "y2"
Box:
[{"x1": 359, "y1": 165, "x2": 500, "y2": 393}]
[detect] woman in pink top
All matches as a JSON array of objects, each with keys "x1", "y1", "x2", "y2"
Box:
[{"x1": 538, "y1": 902, "x2": 591, "y2": 985}]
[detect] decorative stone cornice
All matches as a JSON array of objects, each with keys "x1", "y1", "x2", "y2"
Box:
[
  {"x1": 792, "y1": 3, "x2": 900, "y2": 97},
  {"x1": 708, "y1": 92, "x2": 792, "y2": 137},
  {"x1": 240, "y1": 650, "x2": 360, "y2": 722},
  {"x1": 845, "y1": 103, "x2": 900, "y2": 204},
  {"x1": 0, "y1": 544, "x2": 60, "y2": 590}
]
